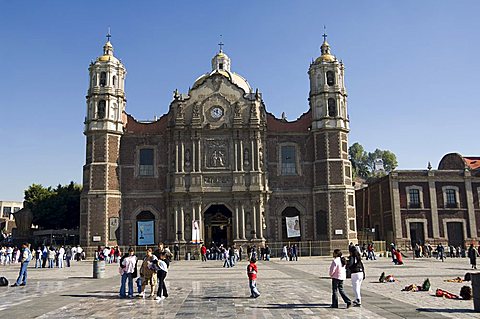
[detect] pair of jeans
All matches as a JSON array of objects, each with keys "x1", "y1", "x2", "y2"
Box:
[
  {"x1": 58, "y1": 258, "x2": 64, "y2": 268},
  {"x1": 66, "y1": 256, "x2": 71, "y2": 267},
  {"x1": 35, "y1": 258, "x2": 42, "y2": 268},
  {"x1": 15, "y1": 262, "x2": 29, "y2": 285},
  {"x1": 48, "y1": 258, "x2": 54, "y2": 268},
  {"x1": 249, "y1": 280, "x2": 260, "y2": 297},
  {"x1": 119, "y1": 272, "x2": 134, "y2": 297},
  {"x1": 157, "y1": 270, "x2": 168, "y2": 298},
  {"x1": 331, "y1": 278, "x2": 351, "y2": 307},
  {"x1": 351, "y1": 272, "x2": 363, "y2": 303}
]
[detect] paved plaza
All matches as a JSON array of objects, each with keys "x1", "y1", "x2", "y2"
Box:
[{"x1": 0, "y1": 255, "x2": 479, "y2": 318}]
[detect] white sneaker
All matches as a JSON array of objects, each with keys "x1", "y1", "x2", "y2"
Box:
[
  {"x1": 155, "y1": 296, "x2": 161, "y2": 301},
  {"x1": 160, "y1": 296, "x2": 166, "y2": 300}
]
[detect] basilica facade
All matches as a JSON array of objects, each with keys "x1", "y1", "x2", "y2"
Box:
[{"x1": 80, "y1": 36, "x2": 357, "y2": 250}]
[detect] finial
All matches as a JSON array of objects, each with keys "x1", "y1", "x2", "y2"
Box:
[
  {"x1": 218, "y1": 34, "x2": 224, "y2": 52},
  {"x1": 427, "y1": 161, "x2": 432, "y2": 170},
  {"x1": 322, "y1": 25, "x2": 328, "y2": 43},
  {"x1": 106, "y1": 27, "x2": 112, "y2": 42}
]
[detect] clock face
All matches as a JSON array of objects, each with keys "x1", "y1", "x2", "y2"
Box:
[{"x1": 210, "y1": 106, "x2": 224, "y2": 119}]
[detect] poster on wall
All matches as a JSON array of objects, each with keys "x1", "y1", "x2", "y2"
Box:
[
  {"x1": 137, "y1": 220, "x2": 154, "y2": 245},
  {"x1": 286, "y1": 216, "x2": 301, "y2": 238},
  {"x1": 191, "y1": 220, "x2": 200, "y2": 244}
]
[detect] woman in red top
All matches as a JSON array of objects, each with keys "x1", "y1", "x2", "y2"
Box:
[
  {"x1": 201, "y1": 245, "x2": 207, "y2": 262},
  {"x1": 395, "y1": 249, "x2": 404, "y2": 265}
]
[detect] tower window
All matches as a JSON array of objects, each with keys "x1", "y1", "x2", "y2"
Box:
[
  {"x1": 326, "y1": 71, "x2": 335, "y2": 86},
  {"x1": 100, "y1": 72, "x2": 107, "y2": 86},
  {"x1": 219, "y1": 63, "x2": 224, "y2": 70},
  {"x1": 112, "y1": 75, "x2": 117, "y2": 87},
  {"x1": 281, "y1": 145, "x2": 297, "y2": 175},
  {"x1": 98, "y1": 100, "x2": 106, "y2": 119},
  {"x1": 328, "y1": 98, "x2": 337, "y2": 117},
  {"x1": 139, "y1": 149, "x2": 154, "y2": 176}
]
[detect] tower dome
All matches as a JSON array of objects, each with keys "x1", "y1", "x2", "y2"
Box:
[
  {"x1": 193, "y1": 46, "x2": 251, "y2": 93},
  {"x1": 315, "y1": 32, "x2": 336, "y2": 63}
]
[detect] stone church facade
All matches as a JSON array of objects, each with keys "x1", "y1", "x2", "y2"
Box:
[{"x1": 80, "y1": 36, "x2": 357, "y2": 250}]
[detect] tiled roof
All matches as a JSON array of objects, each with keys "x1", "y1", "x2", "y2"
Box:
[{"x1": 464, "y1": 157, "x2": 480, "y2": 170}]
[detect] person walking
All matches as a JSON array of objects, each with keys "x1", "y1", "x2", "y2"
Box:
[
  {"x1": 201, "y1": 245, "x2": 207, "y2": 262},
  {"x1": 58, "y1": 246, "x2": 65, "y2": 268},
  {"x1": 35, "y1": 246, "x2": 42, "y2": 268},
  {"x1": 437, "y1": 243, "x2": 445, "y2": 262},
  {"x1": 468, "y1": 244, "x2": 478, "y2": 269},
  {"x1": 65, "y1": 246, "x2": 72, "y2": 267},
  {"x1": 329, "y1": 249, "x2": 352, "y2": 308},
  {"x1": 247, "y1": 257, "x2": 260, "y2": 298},
  {"x1": 119, "y1": 247, "x2": 137, "y2": 298},
  {"x1": 280, "y1": 245, "x2": 288, "y2": 261},
  {"x1": 11, "y1": 243, "x2": 32, "y2": 287},
  {"x1": 348, "y1": 247, "x2": 365, "y2": 306}
]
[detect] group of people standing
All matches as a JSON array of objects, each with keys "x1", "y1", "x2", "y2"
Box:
[{"x1": 34, "y1": 245, "x2": 84, "y2": 268}]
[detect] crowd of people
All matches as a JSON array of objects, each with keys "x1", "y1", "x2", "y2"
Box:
[{"x1": 1, "y1": 244, "x2": 85, "y2": 268}]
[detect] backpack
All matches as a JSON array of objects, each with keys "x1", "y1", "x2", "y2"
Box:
[
  {"x1": 0, "y1": 277, "x2": 9, "y2": 287},
  {"x1": 422, "y1": 278, "x2": 431, "y2": 291}
]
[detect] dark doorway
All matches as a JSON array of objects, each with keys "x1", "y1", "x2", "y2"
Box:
[
  {"x1": 281, "y1": 207, "x2": 301, "y2": 241},
  {"x1": 204, "y1": 205, "x2": 233, "y2": 247},
  {"x1": 409, "y1": 222, "x2": 425, "y2": 246},
  {"x1": 447, "y1": 222, "x2": 464, "y2": 247}
]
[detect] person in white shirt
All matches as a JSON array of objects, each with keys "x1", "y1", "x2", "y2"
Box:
[
  {"x1": 58, "y1": 246, "x2": 65, "y2": 268},
  {"x1": 119, "y1": 247, "x2": 137, "y2": 298},
  {"x1": 76, "y1": 246, "x2": 83, "y2": 261},
  {"x1": 155, "y1": 252, "x2": 169, "y2": 301},
  {"x1": 71, "y1": 246, "x2": 77, "y2": 261}
]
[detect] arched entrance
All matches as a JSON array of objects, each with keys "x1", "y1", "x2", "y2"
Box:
[
  {"x1": 136, "y1": 211, "x2": 155, "y2": 246},
  {"x1": 204, "y1": 205, "x2": 233, "y2": 246}
]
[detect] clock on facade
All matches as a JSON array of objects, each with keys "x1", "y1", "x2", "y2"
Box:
[{"x1": 210, "y1": 106, "x2": 224, "y2": 119}]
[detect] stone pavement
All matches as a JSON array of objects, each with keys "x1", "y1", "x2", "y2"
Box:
[{"x1": 0, "y1": 255, "x2": 478, "y2": 318}]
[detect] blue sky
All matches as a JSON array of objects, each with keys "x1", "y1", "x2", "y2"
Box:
[{"x1": 1, "y1": 1, "x2": 479, "y2": 201}]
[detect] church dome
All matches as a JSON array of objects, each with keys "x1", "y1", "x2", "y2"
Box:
[
  {"x1": 315, "y1": 36, "x2": 336, "y2": 64},
  {"x1": 97, "y1": 40, "x2": 119, "y2": 63},
  {"x1": 192, "y1": 49, "x2": 252, "y2": 93}
]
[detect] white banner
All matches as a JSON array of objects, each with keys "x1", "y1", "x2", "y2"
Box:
[
  {"x1": 191, "y1": 220, "x2": 200, "y2": 244},
  {"x1": 286, "y1": 216, "x2": 301, "y2": 238},
  {"x1": 137, "y1": 220, "x2": 155, "y2": 245}
]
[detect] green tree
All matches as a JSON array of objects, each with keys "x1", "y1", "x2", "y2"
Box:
[
  {"x1": 24, "y1": 182, "x2": 81, "y2": 229},
  {"x1": 349, "y1": 143, "x2": 398, "y2": 179}
]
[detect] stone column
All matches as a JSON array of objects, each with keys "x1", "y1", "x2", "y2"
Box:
[
  {"x1": 235, "y1": 202, "x2": 240, "y2": 240},
  {"x1": 175, "y1": 142, "x2": 179, "y2": 172},
  {"x1": 180, "y1": 206, "x2": 185, "y2": 242},
  {"x1": 197, "y1": 202, "x2": 203, "y2": 241},
  {"x1": 192, "y1": 140, "x2": 196, "y2": 172},
  {"x1": 174, "y1": 207, "x2": 179, "y2": 242},
  {"x1": 180, "y1": 141, "x2": 185, "y2": 172},
  {"x1": 465, "y1": 173, "x2": 478, "y2": 239},
  {"x1": 240, "y1": 140, "x2": 244, "y2": 171},
  {"x1": 251, "y1": 139, "x2": 256, "y2": 171},
  {"x1": 252, "y1": 202, "x2": 258, "y2": 239},
  {"x1": 197, "y1": 140, "x2": 201, "y2": 171},
  {"x1": 241, "y1": 203, "x2": 246, "y2": 239},
  {"x1": 428, "y1": 174, "x2": 440, "y2": 238},
  {"x1": 234, "y1": 141, "x2": 238, "y2": 171},
  {"x1": 390, "y1": 177, "x2": 403, "y2": 241}
]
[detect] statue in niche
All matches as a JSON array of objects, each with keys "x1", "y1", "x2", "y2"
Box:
[
  {"x1": 234, "y1": 103, "x2": 241, "y2": 117},
  {"x1": 244, "y1": 147, "x2": 250, "y2": 166},
  {"x1": 259, "y1": 148, "x2": 264, "y2": 167},
  {"x1": 210, "y1": 150, "x2": 225, "y2": 167},
  {"x1": 177, "y1": 104, "x2": 184, "y2": 118},
  {"x1": 185, "y1": 149, "x2": 191, "y2": 167},
  {"x1": 192, "y1": 103, "x2": 200, "y2": 117}
]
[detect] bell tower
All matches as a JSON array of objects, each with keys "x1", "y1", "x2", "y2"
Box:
[
  {"x1": 80, "y1": 32, "x2": 126, "y2": 248},
  {"x1": 308, "y1": 31, "x2": 357, "y2": 247}
]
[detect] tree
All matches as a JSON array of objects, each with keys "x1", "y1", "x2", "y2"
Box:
[
  {"x1": 349, "y1": 143, "x2": 398, "y2": 179},
  {"x1": 24, "y1": 182, "x2": 81, "y2": 229}
]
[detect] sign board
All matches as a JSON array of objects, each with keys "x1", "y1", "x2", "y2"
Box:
[
  {"x1": 286, "y1": 216, "x2": 301, "y2": 238},
  {"x1": 137, "y1": 220, "x2": 155, "y2": 245},
  {"x1": 335, "y1": 229, "x2": 343, "y2": 235},
  {"x1": 191, "y1": 220, "x2": 200, "y2": 244},
  {"x1": 92, "y1": 236, "x2": 101, "y2": 242}
]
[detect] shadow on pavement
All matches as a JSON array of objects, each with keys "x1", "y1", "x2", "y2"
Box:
[
  {"x1": 256, "y1": 303, "x2": 331, "y2": 309},
  {"x1": 61, "y1": 294, "x2": 119, "y2": 299},
  {"x1": 417, "y1": 308, "x2": 476, "y2": 313},
  {"x1": 202, "y1": 296, "x2": 251, "y2": 299}
]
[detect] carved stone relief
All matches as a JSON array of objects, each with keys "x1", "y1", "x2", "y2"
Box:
[{"x1": 205, "y1": 139, "x2": 228, "y2": 168}]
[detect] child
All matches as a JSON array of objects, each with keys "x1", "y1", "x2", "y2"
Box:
[
  {"x1": 329, "y1": 249, "x2": 351, "y2": 308},
  {"x1": 247, "y1": 257, "x2": 260, "y2": 298}
]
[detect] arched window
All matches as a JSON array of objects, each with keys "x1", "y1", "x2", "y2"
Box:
[
  {"x1": 98, "y1": 100, "x2": 106, "y2": 119},
  {"x1": 100, "y1": 72, "x2": 107, "y2": 87},
  {"x1": 326, "y1": 71, "x2": 335, "y2": 86},
  {"x1": 328, "y1": 98, "x2": 337, "y2": 117},
  {"x1": 112, "y1": 75, "x2": 117, "y2": 87}
]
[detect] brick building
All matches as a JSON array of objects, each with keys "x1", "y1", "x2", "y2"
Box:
[
  {"x1": 356, "y1": 153, "x2": 480, "y2": 247},
  {"x1": 80, "y1": 35, "x2": 357, "y2": 250}
]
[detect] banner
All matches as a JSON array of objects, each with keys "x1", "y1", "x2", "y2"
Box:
[
  {"x1": 137, "y1": 220, "x2": 154, "y2": 245},
  {"x1": 191, "y1": 220, "x2": 200, "y2": 244},
  {"x1": 286, "y1": 216, "x2": 301, "y2": 238}
]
